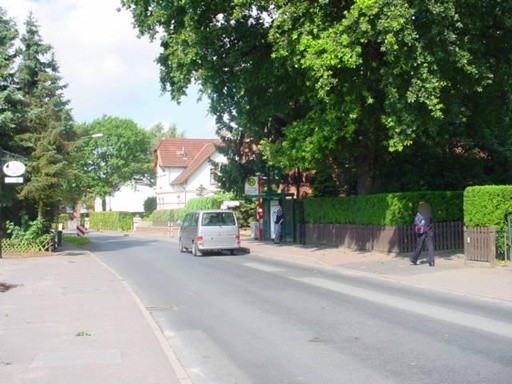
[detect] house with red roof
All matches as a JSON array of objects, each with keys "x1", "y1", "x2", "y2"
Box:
[{"x1": 153, "y1": 138, "x2": 226, "y2": 209}]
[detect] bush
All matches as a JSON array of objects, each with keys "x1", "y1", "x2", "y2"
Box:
[
  {"x1": 88, "y1": 211, "x2": 133, "y2": 231},
  {"x1": 464, "y1": 186, "x2": 512, "y2": 227},
  {"x1": 236, "y1": 199, "x2": 258, "y2": 228},
  {"x1": 143, "y1": 196, "x2": 157, "y2": 216},
  {"x1": 464, "y1": 185, "x2": 512, "y2": 256},
  {"x1": 303, "y1": 191, "x2": 463, "y2": 225},
  {"x1": 4, "y1": 217, "x2": 48, "y2": 242}
]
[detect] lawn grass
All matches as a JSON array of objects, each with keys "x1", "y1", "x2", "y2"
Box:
[{"x1": 62, "y1": 235, "x2": 91, "y2": 246}]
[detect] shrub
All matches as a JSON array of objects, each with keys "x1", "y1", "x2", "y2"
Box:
[
  {"x1": 143, "y1": 196, "x2": 157, "y2": 216},
  {"x1": 5, "y1": 217, "x2": 48, "y2": 242},
  {"x1": 88, "y1": 212, "x2": 133, "y2": 231},
  {"x1": 303, "y1": 191, "x2": 463, "y2": 225}
]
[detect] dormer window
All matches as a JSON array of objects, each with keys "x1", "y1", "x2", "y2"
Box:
[{"x1": 176, "y1": 147, "x2": 187, "y2": 159}]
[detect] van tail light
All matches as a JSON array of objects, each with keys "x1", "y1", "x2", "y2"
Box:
[
  {"x1": 235, "y1": 234, "x2": 240, "y2": 245},
  {"x1": 196, "y1": 236, "x2": 204, "y2": 245}
]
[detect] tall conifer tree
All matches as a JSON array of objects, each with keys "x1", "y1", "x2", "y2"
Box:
[{"x1": 15, "y1": 13, "x2": 74, "y2": 220}]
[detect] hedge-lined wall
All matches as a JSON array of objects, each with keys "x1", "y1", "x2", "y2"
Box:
[{"x1": 303, "y1": 191, "x2": 463, "y2": 225}]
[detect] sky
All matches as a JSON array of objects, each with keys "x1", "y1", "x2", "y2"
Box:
[{"x1": 0, "y1": 0, "x2": 217, "y2": 138}]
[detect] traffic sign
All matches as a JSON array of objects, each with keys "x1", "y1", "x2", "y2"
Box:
[
  {"x1": 3, "y1": 161, "x2": 25, "y2": 177},
  {"x1": 4, "y1": 177, "x2": 23, "y2": 184}
]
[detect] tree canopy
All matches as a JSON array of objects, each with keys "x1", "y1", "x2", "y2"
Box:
[
  {"x1": 72, "y1": 116, "x2": 152, "y2": 210},
  {"x1": 121, "y1": 0, "x2": 512, "y2": 196},
  {"x1": 2, "y1": 12, "x2": 75, "y2": 220}
]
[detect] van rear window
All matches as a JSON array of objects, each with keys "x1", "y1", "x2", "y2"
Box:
[{"x1": 202, "y1": 212, "x2": 236, "y2": 226}]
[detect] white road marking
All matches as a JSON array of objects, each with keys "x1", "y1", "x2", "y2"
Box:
[
  {"x1": 293, "y1": 276, "x2": 512, "y2": 339},
  {"x1": 243, "y1": 262, "x2": 285, "y2": 273}
]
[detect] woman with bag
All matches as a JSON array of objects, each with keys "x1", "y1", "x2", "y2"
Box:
[{"x1": 410, "y1": 201, "x2": 435, "y2": 266}]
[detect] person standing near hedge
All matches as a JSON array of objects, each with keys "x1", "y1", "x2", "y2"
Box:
[{"x1": 411, "y1": 201, "x2": 435, "y2": 266}]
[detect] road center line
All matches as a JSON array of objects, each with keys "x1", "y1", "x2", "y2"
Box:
[{"x1": 293, "y1": 276, "x2": 512, "y2": 339}]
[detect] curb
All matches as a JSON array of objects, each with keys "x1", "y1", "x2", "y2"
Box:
[{"x1": 90, "y1": 252, "x2": 193, "y2": 384}]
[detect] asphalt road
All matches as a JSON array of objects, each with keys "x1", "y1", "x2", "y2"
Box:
[{"x1": 86, "y1": 233, "x2": 512, "y2": 384}]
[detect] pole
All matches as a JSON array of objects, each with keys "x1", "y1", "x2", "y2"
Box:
[
  {"x1": 257, "y1": 175, "x2": 262, "y2": 240},
  {"x1": 0, "y1": 155, "x2": 4, "y2": 259},
  {"x1": 0, "y1": 174, "x2": 3, "y2": 259},
  {"x1": 0, "y1": 148, "x2": 28, "y2": 258}
]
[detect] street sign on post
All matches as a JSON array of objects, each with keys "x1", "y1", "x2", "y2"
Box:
[
  {"x1": 4, "y1": 177, "x2": 23, "y2": 184},
  {"x1": 3, "y1": 161, "x2": 25, "y2": 177},
  {"x1": 0, "y1": 153, "x2": 27, "y2": 259}
]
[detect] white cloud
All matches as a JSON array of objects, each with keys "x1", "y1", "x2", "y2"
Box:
[{"x1": 0, "y1": 0, "x2": 216, "y2": 138}]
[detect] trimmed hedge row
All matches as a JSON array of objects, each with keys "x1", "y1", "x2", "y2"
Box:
[
  {"x1": 464, "y1": 186, "x2": 512, "y2": 227},
  {"x1": 149, "y1": 195, "x2": 226, "y2": 224},
  {"x1": 303, "y1": 191, "x2": 464, "y2": 226},
  {"x1": 88, "y1": 211, "x2": 134, "y2": 231}
]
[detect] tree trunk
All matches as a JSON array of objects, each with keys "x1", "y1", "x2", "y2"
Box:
[{"x1": 356, "y1": 154, "x2": 373, "y2": 195}]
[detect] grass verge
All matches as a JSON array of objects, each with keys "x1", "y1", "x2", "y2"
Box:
[{"x1": 62, "y1": 235, "x2": 91, "y2": 246}]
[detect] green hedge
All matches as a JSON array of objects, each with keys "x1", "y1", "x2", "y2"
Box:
[
  {"x1": 88, "y1": 211, "x2": 134, "y2": 231},
  {"x1": 148, "y1": 194, "x2": 232, "y2": 224},
  {"x1": 304, "y1": 191, "x2": 463, "y2": 225},
  {"x1": 464, "y1": 185, "x2": 512, "y2": 256},
  {"x1": 464, "y1": 186, "x2": 512, "y2": 227},
  {"x1": 149, "y1": 209, "x2": 179, "y2": 223}
]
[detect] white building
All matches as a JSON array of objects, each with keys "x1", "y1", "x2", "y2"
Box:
[
  {"x1": 94, "y1": 182, "x2": 155, "y2": 213},
  {"x1": 154, "y1": 138, "x2": 226, "y2": 210}
]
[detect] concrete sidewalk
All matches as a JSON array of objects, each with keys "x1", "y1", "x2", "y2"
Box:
[{"x1": 0, "y1": 246, "x2": 189, "y2": 384}]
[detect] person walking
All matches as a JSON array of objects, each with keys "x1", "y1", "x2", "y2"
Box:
[
  {"x1": 410, "y1": 201, "x2": 435, "y2": 266},
  {"x1": 274, "y1": 204, "x2": 284, "y2": 244}
]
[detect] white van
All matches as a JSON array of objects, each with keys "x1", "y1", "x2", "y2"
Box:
[{"x1": 178, "y1": 210, "x2": 241, "y2": 256}]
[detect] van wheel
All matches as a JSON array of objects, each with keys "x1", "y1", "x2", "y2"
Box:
[
  {"x1": 179, "y1": 239, "x2": 185, "y2": 253},
  {"x1": 192, "y1": 243, "x2": 202, "y2": 257}
]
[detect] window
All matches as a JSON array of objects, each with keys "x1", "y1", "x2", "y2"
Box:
[
  {"x1": 202, "y1": 212, "x2": 236, "y2": 226},
  {"x1": 210, "y1": 163, "x2": 220, "y2": 185}
]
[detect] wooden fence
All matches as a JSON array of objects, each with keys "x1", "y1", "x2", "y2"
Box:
[
  {"x1": 464, "y1": 226, "x2": 496, "y2": 263},
  {"x1": 1, "y1": 235, "x2": 55, "y2": 254},
  {"x1": 302, "y1": 222, "x2": 464, "y2": 254}
]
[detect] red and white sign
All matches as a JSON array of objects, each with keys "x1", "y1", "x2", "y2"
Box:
[{"x1": 76, "y1": 224, "x2": 87, "y2": 237}]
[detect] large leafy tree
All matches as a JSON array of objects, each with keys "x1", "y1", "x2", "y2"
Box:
[
  {"x1": 72, "y1": 116, "x2": 152, "y2": 210},
  {"x1": 267, "y1": 0, "x2": 512, "y2": 194},
  {"x1": 121, "y1": 0, "x2": 310, "y2": 195},
  {"x1": 122, "y1": 0, "x2": 512, "y2": 196}
]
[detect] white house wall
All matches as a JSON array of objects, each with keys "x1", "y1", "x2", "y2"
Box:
[
  {"x1": 95, "y1": 184, "x2": 155, "y2": 212},
  {"x1": 155, "y1": 151, "x2": 227, "y2": 210}
]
